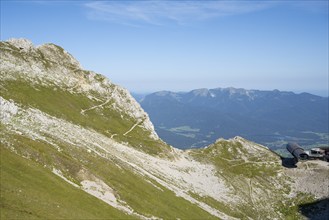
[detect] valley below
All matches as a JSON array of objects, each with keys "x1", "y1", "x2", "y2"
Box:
[{"x1": 138, "y1": 89, "x2": 328, "y2": 155}]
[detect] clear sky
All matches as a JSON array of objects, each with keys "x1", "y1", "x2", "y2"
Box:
[{"x1": 1, "y1": 1, "x2": 328, "y2": 96}]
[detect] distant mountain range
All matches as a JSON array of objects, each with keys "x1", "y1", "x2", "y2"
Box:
[{"x1": 139, "y1": 88, "x2": 329, "y2": 151}]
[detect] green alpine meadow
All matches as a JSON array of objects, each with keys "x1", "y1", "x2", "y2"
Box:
[{"x1": 1, "y1": 39, "x2": 328, "y2": 220}]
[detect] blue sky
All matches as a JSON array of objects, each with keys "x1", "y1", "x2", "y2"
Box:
[{"x1": 1, "y1": 1, "x2": 328, "y2": 96}]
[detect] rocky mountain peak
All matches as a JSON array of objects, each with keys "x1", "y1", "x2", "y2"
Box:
[
  {"x1": 6, "y1": 38, "x2": 81, "y2": 69},
  {"x1": 155, "y1": 91, "x2": 173, "y2": 96},
  {"x1": 7, "y1": 38, "x2": 34, "y2": 51},
  {"x1": 191, "y1": 88, "x2": 209, "y2": 97},
  {"x1": 37, "y1": 43, "x2": 81, "y2": 69},
  {"x1": 217, "y1": 87, "x2": 254, "y2": 98},
  {"x1": 1, "y1": 38, "x2": 160, "y2": 144}
]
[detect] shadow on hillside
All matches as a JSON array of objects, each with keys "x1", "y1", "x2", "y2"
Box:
[
  {"x1": 280, "y1": 157, "x2": 297, "y2": 168},
  {"x1": 299, "y1": 197, "x2": 329, "y2": 220}
]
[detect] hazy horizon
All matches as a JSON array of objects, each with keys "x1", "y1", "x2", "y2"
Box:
[
  {"x1": 1, "y1": 1, "x2": 328, "y2": 96},
  {"x1": 130, "y1": 87, "x2": 329, "y2": 98}
]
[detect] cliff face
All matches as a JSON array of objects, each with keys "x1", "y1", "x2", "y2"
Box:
[{"x1": 1, "y1": 39, "x2": 328, "y2": 220}]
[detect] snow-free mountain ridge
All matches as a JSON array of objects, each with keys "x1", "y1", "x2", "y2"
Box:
[
  {"x1": 140, "y1": 87, "x2": 328, "y2": 150},
  {"x1": 1, "y1": 39, "x2": 328, "y2": 219}
]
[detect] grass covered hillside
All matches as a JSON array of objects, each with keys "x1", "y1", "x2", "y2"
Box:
[
  {"x1": 1, "y1": 39, "x2": 328, "y2": 219},
  {"x1": 0, "y1": 39, "x2": 171, "y2": 156}
]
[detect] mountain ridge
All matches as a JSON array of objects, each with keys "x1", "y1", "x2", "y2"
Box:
[
  {"x1": 1, "y1": 38, "x2": 167, "y2": 154},
  {"x1": 1, "y1": 38, "x2": 328, "y2": 219},
  {"x1": 140, "y1": 87, "x2": 328, "y2": 150}
]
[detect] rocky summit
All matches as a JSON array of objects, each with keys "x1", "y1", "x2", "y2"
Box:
[{"x1": 1, "y1": 39, "x2": 328, "y2": 219}]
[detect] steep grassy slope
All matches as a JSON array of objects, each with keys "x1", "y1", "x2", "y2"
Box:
[
  {"x1": 1, "y1": 39, "x2": 327, "y2": 219},
  {"x1": 189, "y1": 138, "x2": 318, "y2": 219},
  {"x1": 0, "y1": 146, "x2": 132, "y2": 220},
  {"x1": 0, "y1": 39, "x2": 170, "y2": 157},
  {"x1": 1, "y1": 79, "x2": 168, "y2": 156},
  {"x1": 0, "y1": 126, "x2": 216, "y2": 219},
  {"x1": 0, "y1": 39, "x2": 216, "y2": 219}
]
